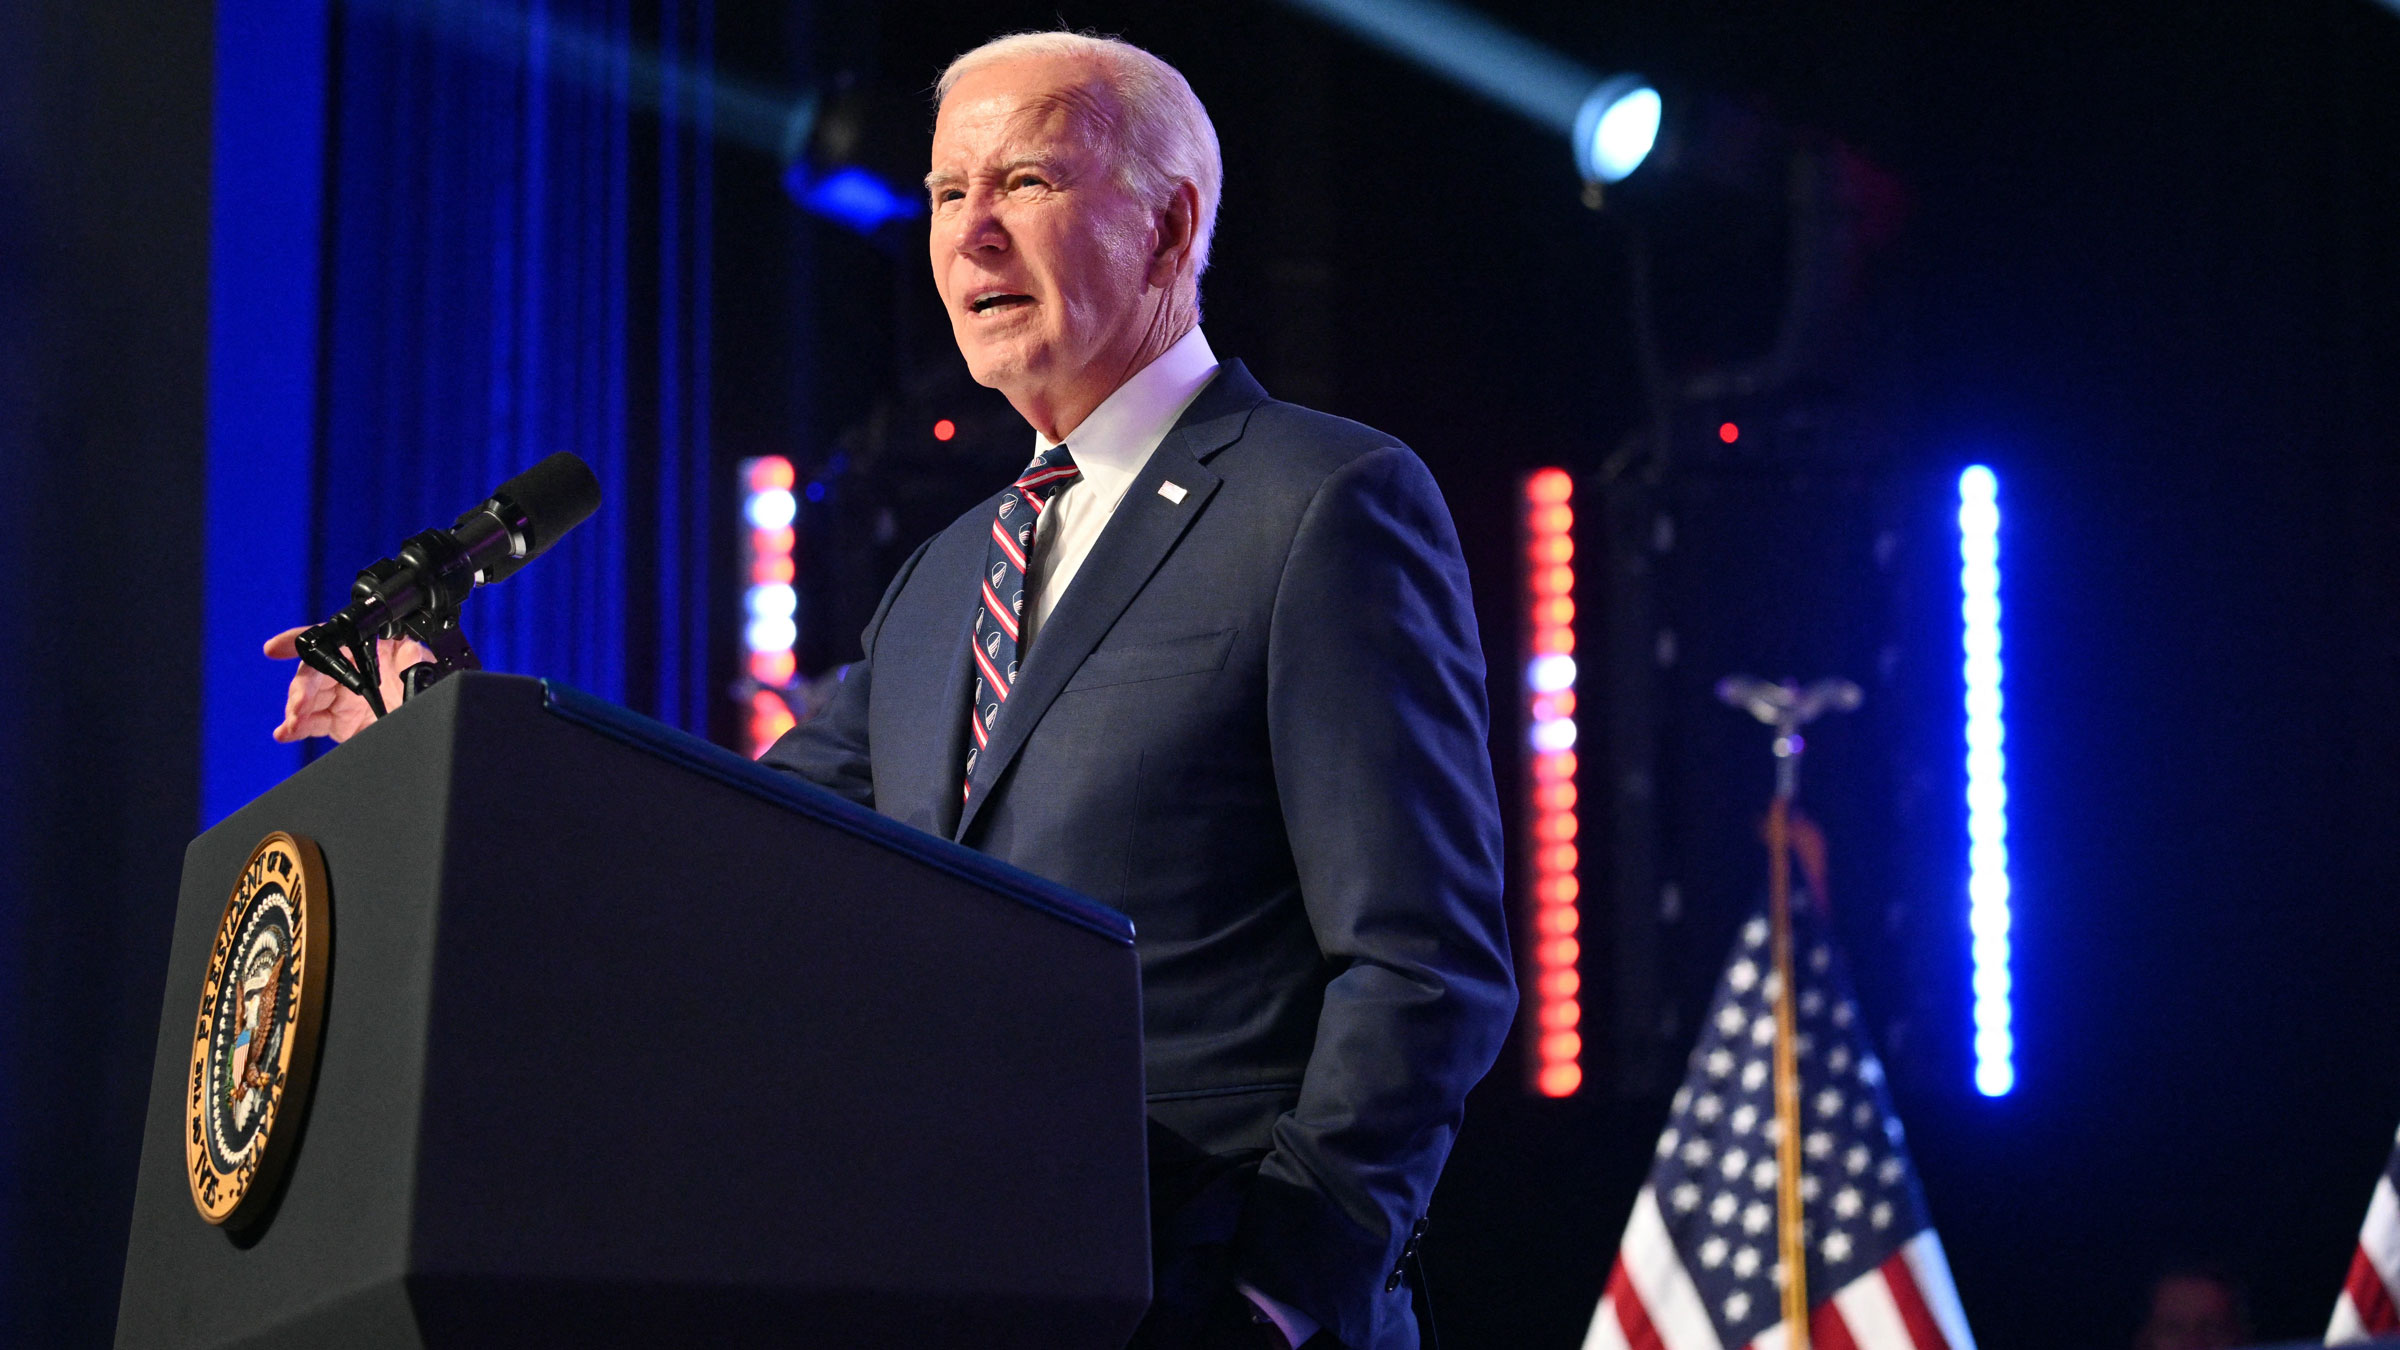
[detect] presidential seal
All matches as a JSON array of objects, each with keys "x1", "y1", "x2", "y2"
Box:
[{"x1": 186, "y1": 831, "x2": 330, "y2": 1227}]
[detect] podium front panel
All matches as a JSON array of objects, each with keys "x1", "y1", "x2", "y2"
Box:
[{"x1": 118, "y1": 674, "x2": 1148, "y2": 1349}]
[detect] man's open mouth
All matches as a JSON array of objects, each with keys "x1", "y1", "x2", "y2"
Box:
[{"x1": 969, "y1": 291, "x2": 1033, "y2": 314}]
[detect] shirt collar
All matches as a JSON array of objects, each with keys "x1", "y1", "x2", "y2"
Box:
[{"x1": 1033, "y1": 326, "x2": 1219, "y2": 490}]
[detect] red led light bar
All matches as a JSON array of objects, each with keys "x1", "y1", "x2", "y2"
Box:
[
  {"x1": 742, "y1": 456, "x2": 801, "y2": 758},
  {"x1": 1522, "y1": 467, "x2": 1581, "y2": 1098}
]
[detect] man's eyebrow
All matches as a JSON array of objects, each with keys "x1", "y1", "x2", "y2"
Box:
[{"x1": 923, "y1": 155, "x2": 1068, "y2": 194}]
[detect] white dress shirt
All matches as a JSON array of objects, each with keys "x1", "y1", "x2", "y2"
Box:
[
  {"x1": 1019, "y1": 326, "x2": 1320, "y2": 1347},
  {"x1": 1020, "y1": 325, "x2": 1220, "y2": 650}
]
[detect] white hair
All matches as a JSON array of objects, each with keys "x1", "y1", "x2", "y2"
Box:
[{"x1": 936, "y1": 31, "x2": 1223, "y2": 278}]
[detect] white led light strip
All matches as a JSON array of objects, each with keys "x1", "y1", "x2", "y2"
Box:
[{"x1": 1958, "y1": 465, "x2": 2012, "y2": 1097}]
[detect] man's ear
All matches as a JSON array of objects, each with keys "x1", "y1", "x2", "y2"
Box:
[{"x1": 1147, "y1": 179, "x2": 1201, "y2": 289}]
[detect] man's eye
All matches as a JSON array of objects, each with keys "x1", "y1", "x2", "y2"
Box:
[{"x1": 1010, "y1": 175, "x2": 1049, "y2": 192}]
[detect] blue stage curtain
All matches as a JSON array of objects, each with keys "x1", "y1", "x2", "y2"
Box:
[{"x1": 315, "y1": 0, "x2": 715, "y2": 731}]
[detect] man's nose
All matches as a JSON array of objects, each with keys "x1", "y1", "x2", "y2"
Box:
[{"x1": 951, "y1": 189, "x2": 1008, "y2": 253}]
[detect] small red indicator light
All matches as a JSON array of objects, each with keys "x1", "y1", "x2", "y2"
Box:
[
  {"x1": 1718, "y1": 422, "x2": 1739, "y2": 444},
  {"x1": 933, "y1": 419, "x2": 957, "y2": 442}
]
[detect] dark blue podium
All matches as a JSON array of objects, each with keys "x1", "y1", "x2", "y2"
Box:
[{"x1": 117, "y1": 673, "x2": 1150, "y2": 1348}]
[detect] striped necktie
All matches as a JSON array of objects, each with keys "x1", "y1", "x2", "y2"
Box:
[{"x1": 965, "y1": 445, "x2": 1080, "y2": 799}]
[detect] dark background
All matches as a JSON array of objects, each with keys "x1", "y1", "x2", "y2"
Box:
[{"x1": 7, "y1": 0, "x2": 2400, "y2": 1345}]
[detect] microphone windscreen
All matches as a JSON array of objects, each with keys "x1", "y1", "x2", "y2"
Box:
[{"x1": 493, "y1": 452, "x2": 602, "y2": 561}]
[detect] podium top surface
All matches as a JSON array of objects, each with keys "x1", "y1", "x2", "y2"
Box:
[{"x1": 536, "y1": 677, "x2": 1134, "y2": 945}]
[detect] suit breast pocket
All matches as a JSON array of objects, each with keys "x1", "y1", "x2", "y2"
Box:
[{"x1": 1062, "y1": 629, "x2": 1238, "y2": 693}]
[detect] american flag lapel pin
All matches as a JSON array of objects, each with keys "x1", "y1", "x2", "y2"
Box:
[{"x1": 1157, "y1": 480, "x2": 1188, "y2": 505}]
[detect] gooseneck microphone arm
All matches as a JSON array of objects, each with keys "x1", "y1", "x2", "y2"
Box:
[{"x1": 294, "y1": 452, "x2": 602, "y2": 717}]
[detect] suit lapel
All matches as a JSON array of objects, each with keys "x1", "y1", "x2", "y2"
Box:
[{"x1": 953, "y1": 362, "x2": 1266, "y2": 842}]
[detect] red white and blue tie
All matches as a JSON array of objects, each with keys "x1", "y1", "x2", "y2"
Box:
[{"x1": 965, "y1": 445, "x2": 1080, "y2": 798}]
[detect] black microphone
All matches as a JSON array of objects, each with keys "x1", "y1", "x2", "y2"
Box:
[{"x1": 295, "y1": 452, "x2": 601, "y2": 714}]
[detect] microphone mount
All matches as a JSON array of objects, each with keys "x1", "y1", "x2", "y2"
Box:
[{"x1": 291, "y1": 453, "x2": 599, "y2": 719}]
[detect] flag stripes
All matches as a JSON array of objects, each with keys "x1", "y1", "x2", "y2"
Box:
[
  {"x1": 1584, "y1": 1261, "x2": 1653, "y2": 1350},
  {"x1": 1807, "y1": 1302, "x2": 1861, "y2": 1350},
  {"x1": 2332, "y1": 1169, "x2": 2400, "y2": 1342},
  {"x1": 1895, "y1": 1232, "x2": 1975, "y2": 1350},
  {"x1": 1620, "y1": 1187, "x2": 1727, "y2": 1349},
  {"x1": 1592, "y1": 1224, "x2": 1970, "y2": 1350}
]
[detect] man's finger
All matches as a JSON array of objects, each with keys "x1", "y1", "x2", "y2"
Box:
[
  {"x1": 272, "y1": 674, "x2": 313, "y2": 742},
  {"x1": 263, "y1": 625, "x2": 308, "y2": 659}
]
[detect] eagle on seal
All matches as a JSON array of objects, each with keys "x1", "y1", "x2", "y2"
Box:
[{"x1": 230, "y1": 948, "x2": 291, "y2": 1102}]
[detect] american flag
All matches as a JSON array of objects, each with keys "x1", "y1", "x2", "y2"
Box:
[
  {"x1": 2328, "y1": 1124, "x2": 2400, "y2": 1341},
  {"x1": 1584, "y1": 909, "x2": 1977, "y2": 1350}
]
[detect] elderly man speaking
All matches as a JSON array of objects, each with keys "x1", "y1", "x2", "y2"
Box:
[
  {"x1": 771, "y1": 32, "x2": 1517, "y2": 1350},
  {"x1": 269, "y1": 28, "x2": 1514, "y2": 1350}
]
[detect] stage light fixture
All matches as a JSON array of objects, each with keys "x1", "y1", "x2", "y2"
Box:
[
  {"x1": 1958, "y1": 465, "x2": 2013, "y2": 1098},
  {"x1": 1574, "y1": 76, "x2": 1662, "y2": 184}
]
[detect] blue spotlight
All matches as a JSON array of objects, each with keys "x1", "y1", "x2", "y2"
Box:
[
  {"x1": 1573, "y1": 76, "x2": 1661, "y2": 183},
  {"x1": 1958, "y1": 465, "x2": 2013, "y2": 1098},
  {"x1": 783, "y1": 164, "x2": 922, "y2": 235},
  {"x1": 1275, "y1": 0, "x2": 1655, "y2": 185}
]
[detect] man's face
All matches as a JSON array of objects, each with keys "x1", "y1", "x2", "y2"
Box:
[
  {"x1": 2135, "y1": 1275, "x2": 2245, "y2": 1350},
  {"x1": 926, "y1": 55, "x2": 1167, "y2": 424}
]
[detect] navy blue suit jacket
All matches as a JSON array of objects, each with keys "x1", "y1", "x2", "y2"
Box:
[{"x1": 764, "y1": 361, "x2": 1515, "y2": 1349}]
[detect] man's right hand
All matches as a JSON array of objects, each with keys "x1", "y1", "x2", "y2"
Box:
[{"x1": 264, "y1": 626, "x2": 431, "y2": 744}]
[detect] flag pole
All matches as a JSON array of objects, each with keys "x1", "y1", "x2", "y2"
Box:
[
  {"x1": 1766, "y1": 750, "x2": 1810, "y2": 1347},
  {"x1": 1718, "y1": 675, "x2": 1863, "y2": 1350}
]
